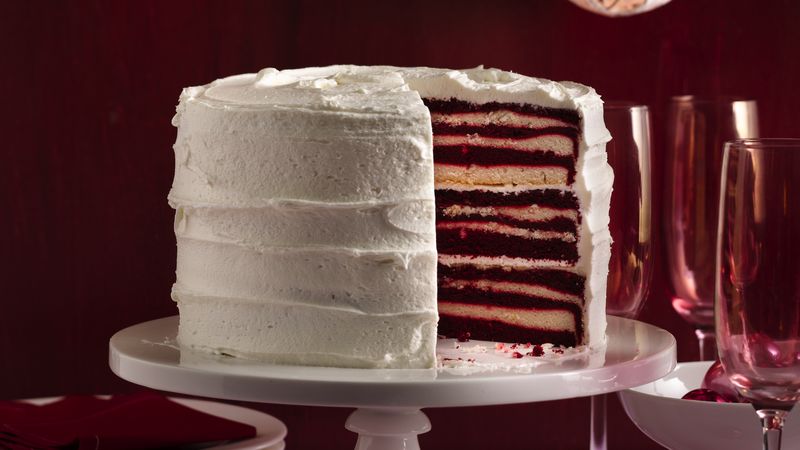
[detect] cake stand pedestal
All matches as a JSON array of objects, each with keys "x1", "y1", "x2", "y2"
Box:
[{"x1": 109, "y1": 315, "x2": 675, "y2": 450}]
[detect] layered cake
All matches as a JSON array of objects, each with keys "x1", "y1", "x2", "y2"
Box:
[{"x1": 169, "y1": 66, "x2": 612, "y2": 369}]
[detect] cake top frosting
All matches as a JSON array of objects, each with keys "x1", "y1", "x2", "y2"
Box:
[{"x1": 174, "y1": 65, "x2": 610, "y2": 146}]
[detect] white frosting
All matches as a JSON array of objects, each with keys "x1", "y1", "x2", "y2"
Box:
[{"x1": 170, "y1": 65, "x2": 612, "y2": 368}]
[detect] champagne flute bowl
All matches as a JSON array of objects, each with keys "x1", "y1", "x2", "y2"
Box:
[
  {"x1": 716, "y1": 138, "x2": 800, "y2": 450},
  {"x1": 665, "y1": 96, "x2": 759, "y2": 361}
]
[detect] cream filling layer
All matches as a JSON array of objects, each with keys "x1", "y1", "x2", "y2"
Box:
[
  {"x1": 433, "y1": 134, "x2": 574, "y2": 156},
  {"x1": 430, "y1": 111, "x2": 575, "y2": 129},
  {"x1": 438, "y1": 302, "x2": 576, "y2": 331},
  {"x1": 440, "y1": 204, "x2": 578, "y2": 223},
  {"x1": 437, "y1": 254, "x2": 576, "y2": 269},
  {"x1": 435, "y1": 165, "x2": 568, "y2": 186},
  {"x1": 436, "y1": 221, "x2": 575, "y2": 242},
  {"x1": 439, "y1": 278, "x2": 582, "y2": 304},
  {"x1": 433, "y1": 183, "x2": 571, "y2": 194}
]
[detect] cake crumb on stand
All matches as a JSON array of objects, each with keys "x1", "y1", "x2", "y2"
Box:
[{"x1": 437, "y1": 337, "x2": 602, "y2": 375}]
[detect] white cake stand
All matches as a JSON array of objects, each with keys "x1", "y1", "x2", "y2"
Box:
[{"x1": 109, "y1": 315, "x2": 675, "y2": 450}]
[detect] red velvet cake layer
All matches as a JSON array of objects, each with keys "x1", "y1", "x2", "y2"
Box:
[
  {"x1": 439, "y1": 286, "x2": 582, "y2": 312},
  {"x1": 423, "y1": 98, "x2": 580, "y2": 126},
  {"x1": 438, "y1": 315, "x2": 578, "y2": 347},
  {"x1": 438, "y1": 264, "x2": 585, "y2": 296},
  {"x1": 434, "y1": 188, "x2": 579, "y2": 209},
  {"x1": 436, "y1": 229, "x2": 579, "y2": 263},
  {"x1": 435, "y1": 213, "x2": 578, "y2": 233}
]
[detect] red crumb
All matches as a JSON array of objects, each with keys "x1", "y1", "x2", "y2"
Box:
[
  {"x1": 530, "y1": 345, "x2": 545, "y2": 357},
  {"x1": 510, "y1": 343, "x2": 518, "y2": 349},
  {"x1": 553, "y1": 348, "x2": 564, "y2": 354},
  {"x1": 524, "y1": 343, "x2": 532, "y2": 348},
  {"x1": 495, "y1": 343, "x2": 505, "y2": 350},
  {"x1": 457, "y1": 331, "x2": 471, "y2": 342},
  {"x1": 512, "y1": 351, "x2": 524, "y2": 359}
]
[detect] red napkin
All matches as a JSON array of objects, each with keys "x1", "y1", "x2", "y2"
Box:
[{"x1": 0, "y1": 392, "x2": 257, "y2": 449}]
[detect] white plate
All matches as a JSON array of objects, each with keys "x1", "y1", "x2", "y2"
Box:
[
  {"x1": 22, "y1": 396, "x2": 287, "y2": 450},
  {"x1": 109, "y1": 315, "x2": 676, "y2": 408},
  {"x1": 619, "y1": 361, "x2": 800, "y2": 450}
]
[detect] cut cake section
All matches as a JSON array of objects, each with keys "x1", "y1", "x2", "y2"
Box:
[{"x1": 425, "y1": 97, "x2": 593, "y2": 347}]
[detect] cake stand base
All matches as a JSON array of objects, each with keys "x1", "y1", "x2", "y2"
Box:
[
  {"x1": 346, "y1": 408, "x2": 430, "y2": 450},
  {"x1": 109, "y1": 315, "x2": 676, "y2": 450}
]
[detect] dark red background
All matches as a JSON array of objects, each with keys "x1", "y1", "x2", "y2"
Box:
[{"x1": 2, "y1": 1, "x2": 799, "y2": 448}]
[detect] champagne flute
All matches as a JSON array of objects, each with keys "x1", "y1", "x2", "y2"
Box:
[
  {"x1": 665, "y1": 96, "x2": 759, "y2": 361},
  {"x1": 590, "y1": 102, "x2": 653, "y2": 450},
  {"x1": 716, "y1": 139, "x2": 800, "y2": 450}
]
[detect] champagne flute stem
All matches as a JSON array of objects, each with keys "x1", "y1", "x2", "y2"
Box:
[
  {"x1": 589, "y1": 394, "x2": 607, "y2": 450},
  {"x1": 695, "y1": 327, "x2": 716, "y2": 361},
  {"x1": 757, "y1": 409, "x2": 787, "y2": 450}
]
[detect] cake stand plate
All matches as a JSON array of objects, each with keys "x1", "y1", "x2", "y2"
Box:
[{"x1": 110, "y1": 315, "x2": 675, "y2": 450}]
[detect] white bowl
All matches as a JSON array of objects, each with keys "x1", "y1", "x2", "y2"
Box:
[{"x1": 618, "y1": 361, "x2": 800, "y2": 450}]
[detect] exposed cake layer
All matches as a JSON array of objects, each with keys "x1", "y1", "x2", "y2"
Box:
[
  {"x1": 437, "y1": 229, "x2": 579, "y2": 263},
  {"x1": 437, "y1": 261, "x2": 586, "y2": 344},
  {"x1": 433, "y1": 134, "x2": 576, "y2": 156},
  {"x1": 429, "y1": 96, "x2": 589, "y2": 347},
  {"x1": 438, "y1": 210, "x2": 578, "y2": 234},
  {"x1": 435, "y1": 185, "x2": 578, "y2": 208},
  {"x1": 423, "y1": 98, "x2": 581, "y2": 126},
  {"x1": 438, "y1": 315, "x2": 578, "y2": 347},
  {"x1": 435, "y1": 186, "x2": 581, "y2": 265},
  {"x1": 430, "y1": 111, "x2": 576, "y2": 130},
  {"x1": 433, "y1": 147, "x2": 576, "y2": 182},
  {"x1": 435, "y1": 165, "x2": 570, "y2": 186},
  {"x1": 438, "y1": 302, "x2": 579, "y2": 347},
  {"x1": 438, "y1": 264, "x2": 586, "y2": 297}
]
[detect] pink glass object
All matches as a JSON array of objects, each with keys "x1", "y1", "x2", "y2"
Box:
[
  {"x1": 716, "y1": 139, "x2": 800, "y2": 450},
  {"x1": 682, "y1": 388, "x2": 732, "y2": 403},
  {"x1": 590, "y1": 102, "x2": 653, "y2": 450},
  {"x1": 665, "y1": 96, "x2": 759, "y2": 361},
  {"x1": 605, "y1": 102, "x2": 653, "y2": 319},
  {"x1": 702, "y1": 360, "x2": 748, "y2": 403}
]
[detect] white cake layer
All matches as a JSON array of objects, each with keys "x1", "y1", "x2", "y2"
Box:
[
  {"x1": 439, "y1": 278, "x2": 582, "y2": 304},
  {"x1": 435, "y1": 165, "x2": 569, "y2": 186},
  {"x1": 433, "y1": 134, "x2": 574, "y2": 156},
  {"x1": 438, "y1": 302, "x2": 576, "y2": 332},
  {"x1": 430, "y1": 111, "x2": 574, "y2": 129},
  {"x1": 176, "y1": 294, "x2": 437, "y2": 369},
  {"x1": 175, "y1": 237, "x2": 437, "y2": 315},
  {"x1": 174, "y1": 199, "x2": 435, "y2": 251}
]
